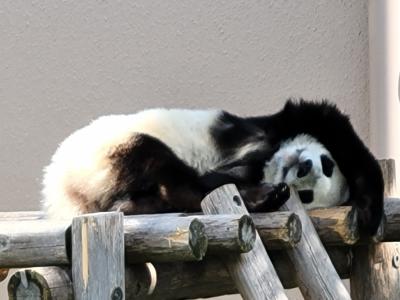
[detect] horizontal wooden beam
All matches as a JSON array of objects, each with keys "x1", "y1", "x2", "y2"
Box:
[
  {"x1": 124, "y1": 215, "x2": 208, "y2": 262},
  {"x1": 0, "y1": 219, "x2": 70, "y2": 268},
  {"x1": 1, "y1": 199, "x2": 399, "y2": 268},
  {"x1": 7, "y1": 247, "x2": 351, "y2": 300},
  {"x1": 142, "y1": 247, "x2": 352, "y2": 299}
]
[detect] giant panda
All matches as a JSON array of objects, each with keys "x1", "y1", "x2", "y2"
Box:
[
  {"x1": 42, "y1": 100, "x2": 384, "y2": 234},
  {"x1": 264, "y1": 134, "x2": 349, "y2": 209}
]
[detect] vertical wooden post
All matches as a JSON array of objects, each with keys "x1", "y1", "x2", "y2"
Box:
[
  {"x1": 201, "y1": 184, "x2": 288, "y2": 300},
  {"x1": 72, "y1": 212, "x2": 125, "y2": 300},
  {"x1": 280, "y1": 189, "x2": 351, "y2": 300},
  {"x1": 351, "y1": 159, "x2": 400, "y2": 299}
]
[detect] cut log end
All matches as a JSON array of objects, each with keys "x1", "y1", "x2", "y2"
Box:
[
  {"x1": 238, "y1": 215, "x2": 256, "y2": 253},
  {"x1": 189, "y1": 218, "x2": 208, "y2": 260},
  {"x1": 288, "y1": 213, "x2": 302, "y2": 245},
  {"x1": 7, "y1": 267, "x2": 73, "y2": 300}
]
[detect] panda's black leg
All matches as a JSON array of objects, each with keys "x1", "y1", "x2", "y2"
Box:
[
  {"x1": 108, "y1": 134, "x2": 207, "y2": 213},
  {"x1": 240, "y1": 182, "x2": 290, "y2": 212}
]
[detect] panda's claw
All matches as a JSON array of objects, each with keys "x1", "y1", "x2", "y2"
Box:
[
  {"x1": 241, "y1": 182, "x2": 290, "y2": 212},
  {"x1": 276, "y1": 182, "x2": 290, "y2": 200}
]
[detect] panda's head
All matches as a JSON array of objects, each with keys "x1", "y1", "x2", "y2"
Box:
[{"x1": 264, "y1": 134, "x2": 349, "y2": 209}]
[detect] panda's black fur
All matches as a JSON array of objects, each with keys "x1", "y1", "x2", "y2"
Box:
[{"x1": 42, "y1": 99, "x2": 383, "y2": 235}]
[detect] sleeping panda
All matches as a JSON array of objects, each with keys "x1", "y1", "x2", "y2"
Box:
[
  {"x1": 41, "y1": 100, "x2": 383, "y2": 234},
  {"x1": 264, "y1": 134, "x2": 349, "y2": 209}
]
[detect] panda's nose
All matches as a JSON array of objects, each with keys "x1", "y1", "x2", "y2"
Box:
[{"x1": 297, "y1": 159, "x2": 312, "y2": 178}]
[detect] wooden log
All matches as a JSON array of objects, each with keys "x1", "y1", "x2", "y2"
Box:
[
  {"x1": 124, "y1": 215, "x2": 208, "y2": 262},
  {"x1": 125, "y1": 263, "x2": 157, "y2": 299},
  {"x1": 351, "y1": 159, "x2": 400, "y2": 300},
  {"x1": 251, "y1": 211, "x2": 302, "y2": 249},
  {"x1": 382, "y1": 197, "x2": 400, "y2": 241},
  {"x1": 123, "y1": 248, "x2": 352, "y2": 299},
  {"x1": 193, "y1": 215, "x2": 256, "y2": 253},
  {"x1": 121, "y1": 212, "x2": 299, "y2": 251},
  {"x1": 280, "y1": 189, "x2": 351, "y2": 300},
  {"x1": 0, "y1": 219, "x2": 70, "y2": 267},
  {"x1": 201, "y1": 184, "x2": 287, "y2": 300},
  {"x1": 7, "y1": 267, "x2": 73, "y2": 300},
  {"x1": 308, "y1": 206, "x2": 359, "y2": 245},
  {"x1": 72, "y1": 212, "x2": 125, "y2": 300},
  {"x1": 9, "y1": 247, "x2": 351, "y2": 300}
]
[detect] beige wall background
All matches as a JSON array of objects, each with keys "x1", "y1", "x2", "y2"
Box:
[{"x1": 0, "y1": 0, "x2": 368, "y2": 299}]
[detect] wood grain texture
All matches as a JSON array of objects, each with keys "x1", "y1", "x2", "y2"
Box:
[
  {"x1": 280, "y1": 189, "x2": 351, "y2": 300},
  {"x1": 8, "y1": 267, "x2": 73, "y2": 300},
  {"x1": 191, "y1": 214, "x2": 256, "y2": 254},
  {"x1": 144, "y1": 248, "x2": 352, "y2": 299},
  {"x1": 251, "y1": 211, "x2": 301, "y2": 249},
  {"x1": 308, "y1": 206, "x2": 359, "y2": 245},
  {"x1": 124, "y1": 215, "x2": 208, "y2": 262},
  {"x1": 383, "y1": 197, "x2": 400, "y2": 241},
  {"x1": 0, "y1": 219, "x2": 70, "y2": 267},
  {"x1": 201, "y1": 184, "x2": 287, "y2": 300},
  {"x1": 72, "y1": 212, "x2": 125, "y2": 300},
  {"x1": 351, "y1": 159, "x2": 400, "y2": 300}
]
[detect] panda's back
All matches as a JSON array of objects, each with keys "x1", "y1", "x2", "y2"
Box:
[
  {"x1": 52, "y1": 108, "x2": 223, "y2": 173},
  {"x1": 42, "y1": 108, "x2": 226, "y2": 218}
]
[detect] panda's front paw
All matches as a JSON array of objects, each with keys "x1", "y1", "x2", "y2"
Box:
[{"x1": 242, "y1": 182, "x2": 290, "y2": 212}]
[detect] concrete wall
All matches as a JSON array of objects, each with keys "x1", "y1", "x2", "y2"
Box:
[{"x1": 0, "y1": 1, "x2": 368, "y2": 299}]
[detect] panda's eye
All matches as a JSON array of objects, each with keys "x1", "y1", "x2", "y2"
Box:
[{"x1": 321, "y1": 154, "x2": 334, "y2": 177}]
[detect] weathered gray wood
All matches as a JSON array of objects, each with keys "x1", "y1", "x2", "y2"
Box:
[
  {"x1": 0, "y1": 219, "x2": 70, "y2": 267},
  {"x1": 251, "y1": 211, "x2": 302, "y2": 249},
  {"x1": 123, "y1": 248, "x2": 352, "y2": 299},
  {"x1": 351, "y1": 159, "x2": 400, "y2": 300},
  {"x1": 193, "y1": 214, "x2": 255, "y2": 253},
  {"x1": 308, "y1": 206, "x2": 359, "y2": 245},
  {"x1": 124, "y1": 215, "x2": 208, "y2": 262},
  {"x1": 201, "y1": 184, "x2": 287, "y2": 300},
  {"x1": 125, "y1": 263, "x2": 157, "y2": 299},
  {"x1": 7, "y1": 267, "x2": 73, "y2": 300},
  {"x1": 72, "y1": 212, "x2": 125, "y2": 300},
  {"x1": 280, "y1": 189, "x2": 351, "y2": 300},
  {"x1": 383, "y1": 197, "x2": 400, "y2": 241},
  {"x1": 113, "y1": 212, "x2": 297, "y2": 251}
]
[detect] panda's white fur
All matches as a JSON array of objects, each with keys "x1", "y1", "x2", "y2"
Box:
[
  {"x1": 264, "y1": 134, "x2": 349, "y2": 209},
  {"x1": 42, "y1": 108, "x2": 265, "y2": 219}
]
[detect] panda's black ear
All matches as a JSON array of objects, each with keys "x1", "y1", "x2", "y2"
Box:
[{"x1": 321, "y1": 154, "x2": 334, "y2": 177}]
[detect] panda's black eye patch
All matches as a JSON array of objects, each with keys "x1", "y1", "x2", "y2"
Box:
[
  {"x1": 321, "y1": 154, "x2": 334, "y2": 177},
  {"x1": 298, "y1": 189, "x2": 314, "y2": 204},
  {"x1": 297, "y1": 159, "x2": 312, "y2": 178}
]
